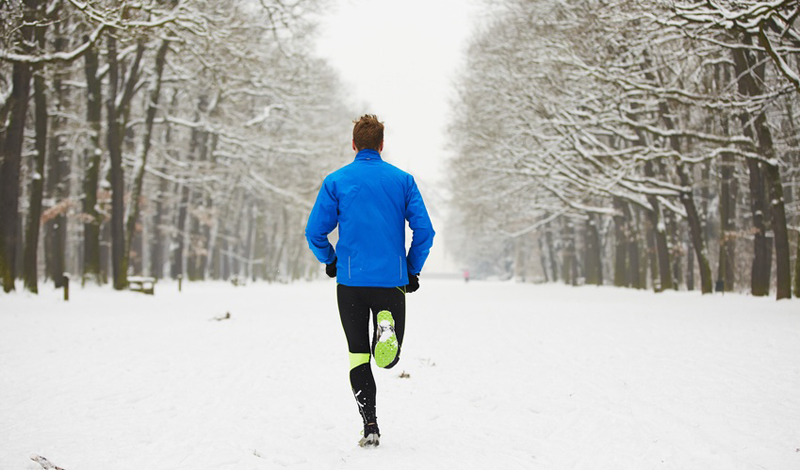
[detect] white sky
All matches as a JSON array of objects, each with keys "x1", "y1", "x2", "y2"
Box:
[
  {"x1": 313, "y1": 0, "x2": 481, "y2": 272},
  {"x1": 314, "y1": 0, "x2": 480, "y2": 187}
]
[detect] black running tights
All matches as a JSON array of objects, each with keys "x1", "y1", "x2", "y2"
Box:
[{"x1": 337, "y1": 284, "x2": 406, "y2": 425}]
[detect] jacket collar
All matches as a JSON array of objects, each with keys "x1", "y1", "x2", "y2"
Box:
[{"x1": 355, "y1": 148, "x2": 382, "y2": 161}]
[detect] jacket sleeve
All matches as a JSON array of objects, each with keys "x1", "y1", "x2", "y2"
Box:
[
  {"x1": 405, "y1": 177, "x2": 435, "y2": 275},
  {"x1": 304, "y1": 177, "x2": 338, "y2": 264}
]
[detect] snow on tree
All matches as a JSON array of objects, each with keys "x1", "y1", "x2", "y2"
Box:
[
  {"x1": 447, "y1": 0, "x2": 799, "y2": 299},
  {"x1": 0, "y1": 0, "x2": 355, "y2": 292}
]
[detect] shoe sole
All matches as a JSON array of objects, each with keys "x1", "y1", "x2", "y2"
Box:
[
  {"x1": 374, "y1": 310, "x2": 398, "y2": 368},
  {"x1": 359, "y1": 433, "x2": 380, "y2": 447}
]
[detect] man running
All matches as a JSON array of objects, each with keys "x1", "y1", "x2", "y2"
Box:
[{"x1": 304, "y1": 115, "x2": 435, "y2": 447}]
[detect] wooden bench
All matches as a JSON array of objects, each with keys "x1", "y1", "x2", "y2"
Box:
[{"x1": 128, "y1": 276, "x2": 156, "y2": 295}]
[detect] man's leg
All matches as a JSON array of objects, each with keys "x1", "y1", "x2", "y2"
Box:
[
  {"x1": 337, "y1": 285, "x2": 377, "y2": 425},
  {"x1": 368, "y1": 287, "x2": 406, "y2": 369}
]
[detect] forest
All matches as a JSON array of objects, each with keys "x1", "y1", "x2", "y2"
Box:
[
  {"x1": 0, "y1": 0, "x2": 354, "y2": 294},
  {"x1": 447, "y1": 0, "x2": 800, "y2": 300},
  {"x1": 3, "y1": 0, "x2": 800, "y2": 301}
]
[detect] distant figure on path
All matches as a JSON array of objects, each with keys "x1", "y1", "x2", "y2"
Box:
[{"x1": 304, "y1": 115, "x2": 435, "y2": 447}]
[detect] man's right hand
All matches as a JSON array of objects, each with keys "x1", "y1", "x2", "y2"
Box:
[
  {"x1": 405, "y1": 273, "x2": 420, "y2": 293},
  {"x1": 326, "y1": 258, "x2": 337, "y2": 278}
]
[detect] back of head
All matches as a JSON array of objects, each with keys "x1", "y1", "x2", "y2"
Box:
[{"x1": 353, "y1": 115, "x2": 384, "y2": 151}]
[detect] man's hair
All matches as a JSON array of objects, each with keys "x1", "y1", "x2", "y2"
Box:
[{"x1": 352, "y1": 114, "x2": 384, "y2": 151}]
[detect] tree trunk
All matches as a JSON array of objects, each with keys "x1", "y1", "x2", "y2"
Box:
[
  {"x1": 150, "y1": 91, "x2": 179, "y2": 279},
  {"x1": 187, "y1": 204, "x2": 201, "y2": 281},
  {"x1": 537, "y1": 235, "x2": 550, "y2": 283},
  {"x1": 253, "y1": 208, "x2": 268, "y2": 281},
  {"x1": 643, "y1": 190, "x2": 672, "y2": 292},
  {"x1": 545, "y1": 220, "x2": 559, "y2": 282},
  {"x1": 132, "y1": 223, "x2": 144, "y2": 274},
  {"x1": 187, "y1": 146, "x2": 208, "y2": 281},
  {"x1": 717, "y1": 149, "x2": 737, "y2": 291},
  {"x1": 199, "y1": 195, "x2": 213, "y2": 280},
  {"x1": 665, "y1": 202, "x2": 682, "y2": 290},
  {"x1": 198, "y1": 134, "x2": 217, "y2": 279},
  {"x1": 23, "y1": 16, "x2": 50, "y2": 293},
  {"x1": 652, "y1": 210, "x2": 672, "y2": 291},
  {"x1": 628, "y1": 97, "x2": 672, "y2": 292},
  {"x1": 745, "y1": 157, "x2": 771, "y2": 296},
  {"x1": 701, "y1": 161, "x2": 712, "y2": 243},
  {"x1": 757, "y1": 29, "x2": 793, "y2": 300},
  {"x1": 188, "y1": 131, "x2": 211, "y2": 281},
  {"x1": 171, "y1": 183, "x2": 190, "y2": 279},
  {"x1": 206, "y1": 205, "x2": 221, "y2": 279},
  {"x1": 149, "y1": 163, "x2": 168, "y2": 278},
  {"x1": 290, "y1": 236, "x2": 305, "y2": 281},
  {"x1": 99, "y1": 213, "x2": 110, "y2": 284},
  {"x1": 15, "y1": 218, "x2": 25, "y2": 278},
  {"x1": 221, "y1": 234, "x2": 230, "y2": 280},
  {"x1": 207, "y1": 180, "x2": 236, "y2": 280},
  {"x1": 762, "y1": 158, "x2": 792, "y2": 299},
  {"x1": 751, "y1": 112, "x2": 791, "y2": 299},
  {"x1": 172, "y1": 104, "x2": 205, "y2": 280},
  {"x1": 273, "y1": 207, "x2": 291, "y2": 280},
  {"x1": 794, "y1": 231, "x2": 800, "y2": 298},
  {"x1": 613, "y1": 206, "x2": 627, "y2": 287},
  {"x1": 676, "y1": 164, "x2": 713, "y2": 293},
  {"x1": 562, "y1": 218, "x2": 578, "y2": 286},
  {"x1": 622, "y1": 203, "x2": 642, "y2": 289},
  {"x1": 0, "y1": 0, "x2": 36, "y2": 293},
  {"x1": 44, "y1": 27, "x2": 69, "y2": 288},
  {"x1": 245, "y1": 202, "x2": 256, "y2": 280},
  {"x1": 732, "y1": 34, "x2": 775, "y2": 297},
  {"x1": 645, "y1": 60, "x2": 713, "y2": 293},
  {"x1": 643, "y1": 204, "x2": 663, "y2": 292},
  {"x1": 106, "y1": 37, "x2": 145, "y2": 289},
  {"x1": 0, "y1": 63, "x2": 31, "y2": 291},
  {"x1": 584, "y1": 214, "x2": 602, "y2": 285},
  {"x1": 125, "y1": 39, "x2": 169, "y2": 277},
  {"x1": 686, "y1": 233, "x2": 695, "y2": 291},
  {"x1": 231, "y1": 193, "x2": 248, "y2": 277},
  {"x1": 106, "y1": 36, "x2": 127, "y2": 290},
  {"x1": 82, "y1": 41, "x2": 103, "y2": 284}
]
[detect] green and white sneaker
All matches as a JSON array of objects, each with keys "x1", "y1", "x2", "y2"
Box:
[{"x1": 374, "y1": 310, "x2": 398, "y2": 368}]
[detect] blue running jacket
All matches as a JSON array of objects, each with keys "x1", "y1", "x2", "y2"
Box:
[{"x1": 305, "y1": 149, "x2": 435, "y2": 287}]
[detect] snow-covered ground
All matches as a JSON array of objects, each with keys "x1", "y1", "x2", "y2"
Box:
[{"x1": 1, "y1": 280, "x2": 798, "y2": 470}]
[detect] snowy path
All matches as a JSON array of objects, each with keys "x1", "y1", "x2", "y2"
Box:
[{"x1": 1, "y1": 280, "x2": 798, "y2": 470}]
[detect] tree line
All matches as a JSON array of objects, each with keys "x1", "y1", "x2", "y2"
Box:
[
  {"x1": 0, "y1": 0, "x2": 353, "y2": 293},
  {"x1": 448, "y1": 0, "x2": 800, "y2": 299}
]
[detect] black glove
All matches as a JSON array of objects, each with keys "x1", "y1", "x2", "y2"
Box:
[
  {"x1": 405, "y1": 273, "x2": 420, "y2": 293},
  {"x1": 326, "y1": 258, "x2": 337, "y2": 278}
]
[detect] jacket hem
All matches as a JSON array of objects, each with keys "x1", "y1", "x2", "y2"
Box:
[{"x1": 337, "y1": 280, "x2": 405, "y2": 288}]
